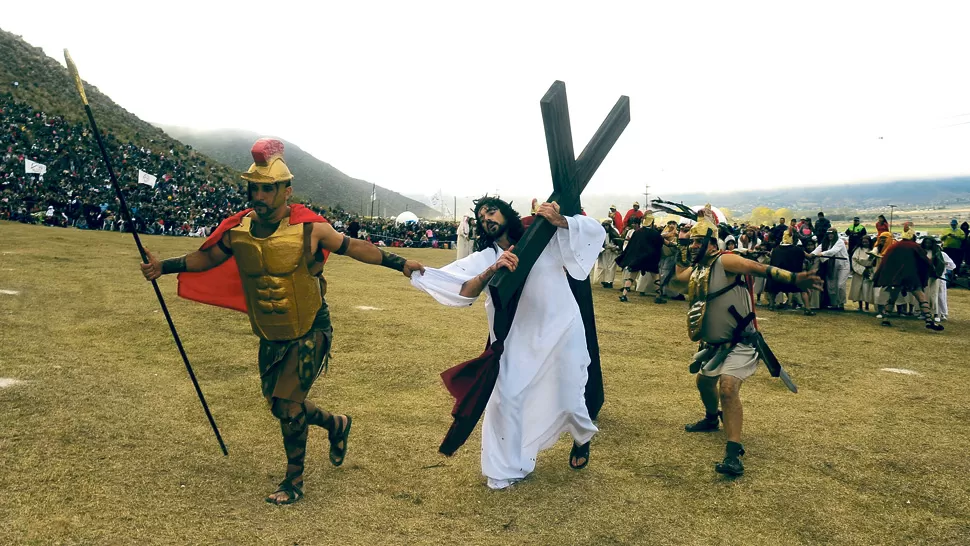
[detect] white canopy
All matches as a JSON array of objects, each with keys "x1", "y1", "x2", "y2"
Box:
[{"x1": 395, "y1": 211, "x2": 420, "y2": 224}]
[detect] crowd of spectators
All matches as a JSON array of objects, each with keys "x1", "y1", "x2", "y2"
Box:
[
  {"x1": 0, "y1": 94, "x2": 459, "y2": 246},
  {"x1": 1, "y1": 93, "x2": 245, "y2": 234}
]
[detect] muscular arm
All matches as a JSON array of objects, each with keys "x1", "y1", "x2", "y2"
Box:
[
  {"x1": 142, "y1": 233, "x2": 232, "y2": 280},
  {"x1": 720, "y1": 252, "x2": 822, "y2": 291},
  {"x1": 168, "y1": 235, "x2": 232, "y2": 273},
  {"x1": 719, "y1": 252, "x2": 775, "y2": 277},
  {"x1": 313, "y1": 222, "x2": 422, "y2": 276}
]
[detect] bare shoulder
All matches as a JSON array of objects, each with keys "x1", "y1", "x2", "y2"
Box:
[
  {"x1": 311, "y1": 221, "x2": 345, "y2": 252},
  {"x1": 311, "y1": 221, "x2": 338, "y2": 237}
]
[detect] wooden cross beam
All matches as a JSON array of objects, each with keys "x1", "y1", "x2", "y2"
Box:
[{"x1": 489, "y1": 81, "x2": 630, "y2": 310}]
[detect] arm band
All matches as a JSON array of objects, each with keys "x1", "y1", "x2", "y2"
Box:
[
  {"x1": 676, "y1": 246, "x2": 692, "y2": 268},
  {"x1": 216, "y1": 238, "x2": 233, "y2": 256},
  {"x1": 336, "y1": 235, "x2": 351, "y2": 255},
  {"x1": 765, "y1": 265, "x2": 795, "y2": 285},
  {"x1": 160, "y1": 255, "x2": 188, "y2": 275},
  {"x1": 380, "y1": 249, "x2": 406, "y2": 272}
]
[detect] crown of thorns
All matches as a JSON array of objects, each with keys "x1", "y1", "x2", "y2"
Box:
[{"x1": 471, "y1": 195, "x2": 513, "y2": 216}]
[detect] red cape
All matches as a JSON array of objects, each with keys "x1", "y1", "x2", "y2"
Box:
[
  {"x1": 177, "y1": 204, "x2": 329, "y2": 313},
  {"x1": 872, "y1": 239, "x2": 930, "y2": 289},
  {"x1": 611, "y1": 211, "x2": 624, "y2": 232},
  {"x1": 623, "y1": 209, "x2": 644, "y2": 226}
]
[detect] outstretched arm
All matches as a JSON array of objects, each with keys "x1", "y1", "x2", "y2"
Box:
[
  {"x1": 314, "y1": 222, "x2": 424, "y2": 278},
  {"x1": 720, "y1": 252, "x2": 822, "y2": 292},
  {"x1": 140, "y1": 233, "x2": 232, "y2": 281}
]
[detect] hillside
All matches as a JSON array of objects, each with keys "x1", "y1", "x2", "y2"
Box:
[
  {"x1": 0, "y1": 28, "x2": 435, "y2": 218},
  {"x1": 0, "y1": 28, "x2": 237, "y2": 185},
  {"x1": 157, "y1": 126, "x2": 438, "y2": 218},
  {"x1": 652, "y1": 177, "x2": 970, "y2": 212}
]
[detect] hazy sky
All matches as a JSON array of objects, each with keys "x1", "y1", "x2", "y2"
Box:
[{"x1": 7, "y1": 1, "x2": 970, "y2": 198}]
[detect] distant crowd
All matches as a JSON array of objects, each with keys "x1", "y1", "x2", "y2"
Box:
[
  {"x1": 581, "y1": 204, "x2": 968, "y2": 326},
  {"x1": 0, "y1": 94, "x2": 459, "y2": 246},
  {"x1": 4, "y1": 95, "x2": 967, "y2": 261}
]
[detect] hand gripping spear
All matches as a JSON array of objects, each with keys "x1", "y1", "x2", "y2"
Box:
[{"x1": 64, "y1": 50, "x2": 228, "y2": 456}]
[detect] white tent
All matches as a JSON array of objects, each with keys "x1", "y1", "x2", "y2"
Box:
[{"x1": 395, "y1": 211, "x2": 419, "y2": 224}]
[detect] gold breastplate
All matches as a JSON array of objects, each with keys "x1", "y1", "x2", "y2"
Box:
[
  {"x1": 230, "y1": 215, "x2": 322, "y2": 340},
  {"x1": 686, "y1": 253, "x2": 721, "y2": 342}
]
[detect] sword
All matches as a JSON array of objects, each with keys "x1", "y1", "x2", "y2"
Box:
[
  {"x1": 745, "y1": 274, "x2": 798, "y2": 393},
  {"x1": 752, "y1": 331, "x2": 797, "y2": 393},
  {"x1": 64, "y1": 50, "x2": 228, "y2": 456}
]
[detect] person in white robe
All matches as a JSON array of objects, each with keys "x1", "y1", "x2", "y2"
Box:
[
  {"x1": 411, "y1": 198, "x2": 601, "y2": 489},
  {"x1": 848, "y1": 236, "x2": 875, "y2": 311},
  {"x1": 812, "y1": 228, "x2": 850, "y2": 310},
  {"x1": 593, "y1": 219, "x2": 621, "y2": 288},
  {"x1": 456, "y1": 215, "x2": 475, "y2": 260},
  {"x1": 921, "y1": 237, "x2": 947, "y2": 324},
  {"x1": 938, "y1": 250, "x2": 955, "y2": 320}
]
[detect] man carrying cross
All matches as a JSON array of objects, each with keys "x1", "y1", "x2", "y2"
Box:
[
  {"x1": 411, "y1": 196, "x2": 604, "y2": 488},
  {"x1": 409, "y1": 81, "x2": 628, "y2": 488}
]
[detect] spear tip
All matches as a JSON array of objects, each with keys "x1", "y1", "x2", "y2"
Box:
[{"x1": 63, "y1": 49, "x2": 88, "y2": 106}]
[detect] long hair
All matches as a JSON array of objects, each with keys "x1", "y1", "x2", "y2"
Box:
[
  {"x1": 472, "y1": 196, "x2": 524, "y2": 252},
  {"x1": 821, "y1": 230, "x2": 837, "y2": 251}
]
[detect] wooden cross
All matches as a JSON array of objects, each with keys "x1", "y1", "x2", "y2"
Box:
[{"x1": 489, "y1": 80, "x2": 630, "y2": 310}]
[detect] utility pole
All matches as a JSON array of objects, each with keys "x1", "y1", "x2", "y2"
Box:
[
  {"x1": 369, "y1": 183, "x2": 376, "y2": 218},
  {"x1": 644, "y1": 183, "x2": 650, "y2": 209},
  {"x1": 888, "y1": 204, "x2": 897, "y2": 232}
]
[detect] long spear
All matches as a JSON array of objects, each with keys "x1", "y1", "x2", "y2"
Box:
[{"x1": 64, "y1": 50, "x2": 228, "y2": 456}]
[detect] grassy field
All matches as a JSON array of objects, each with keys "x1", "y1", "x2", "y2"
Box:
[{"x1": 1, "y1": 221, "x2": 969, "y2": 545}]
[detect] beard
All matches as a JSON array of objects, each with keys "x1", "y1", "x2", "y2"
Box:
[
  {"x1": 251, "y1": 201, "x2": 276, "y2": 220},
  {"x1": 484, "y1": 220, "x2": 508, "y2": 239}
]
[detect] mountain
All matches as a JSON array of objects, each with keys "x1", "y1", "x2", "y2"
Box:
[
  {"x1": 646, "y1": 177, "x2": 970, "y2": 213},
  {"x1": 156, "y1": 127, "x2": 439, "y2": 218},
  {"x1": 428, "y1": 176, "x2": 970, "y2": 223},
  {"x1": 0, "y1": 27, "x2": 436, "y2": 219}
]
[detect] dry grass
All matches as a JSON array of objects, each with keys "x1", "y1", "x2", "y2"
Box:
[{"x1": 1, "y1": 221, "x2": 969, "y2": 545}]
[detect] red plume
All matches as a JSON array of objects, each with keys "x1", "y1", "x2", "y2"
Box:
[{"x1": 251, "y1": 138, "x2": 285, "y2": 166}]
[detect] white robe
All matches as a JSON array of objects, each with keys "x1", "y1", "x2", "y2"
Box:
[
  {"x1": 813, "y1": 238, "x2": 850, "y2": 306},
  {"x1": 456, "y1": 217, "x2": 474, "y2": 260},
  {"x1": 593, "y1": 232, "x2": 619, "y2": 285},
  {"x1": 848, "y1": 247, "x2": 874, "y2": 303},
  {"x1": 411, "y1": 214, "x2": 601, "y2": 489},
  {"x1": 938, "y1": 252, "x2": 955, "y2": 318}
]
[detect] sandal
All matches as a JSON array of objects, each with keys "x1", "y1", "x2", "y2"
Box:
[
  {"x1": 328, "y1": 414, "x2": 352, "y2": 467},
  {"x1": 569, "y1": 441, "x2": 591, "y2": 470},
  {"x1": 265, "y1": 480, "x2": 303, "y2": 505}
]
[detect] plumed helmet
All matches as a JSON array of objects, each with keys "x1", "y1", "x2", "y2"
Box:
[
  {"x1": 689, "y1": 204, "x2": 716, "y2": 238},
  {"x1": 241, "y1": 138, "x2": 293, "y2": 183}
]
